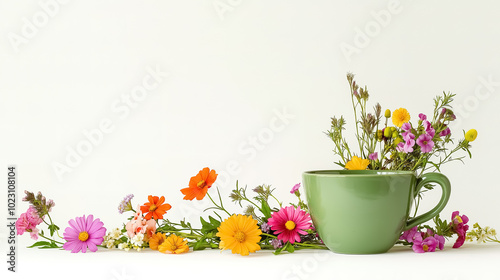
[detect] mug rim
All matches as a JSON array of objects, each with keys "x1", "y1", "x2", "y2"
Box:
[{"x1": 303, "y1": 170, "x2": 417, "y2": 177}]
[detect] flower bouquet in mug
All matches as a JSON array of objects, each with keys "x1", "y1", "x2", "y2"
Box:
[{"x1": 314, "y1": 73, "x2": 491, "y2": 253}]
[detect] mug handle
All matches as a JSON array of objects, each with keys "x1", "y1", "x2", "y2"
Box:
[{"x1": 403, "y1": 172, "x2": 451, "y2": 231}]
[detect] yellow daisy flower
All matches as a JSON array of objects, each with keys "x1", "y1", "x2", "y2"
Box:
[
  {"x1": 465, "y1": 129, "x2": 478, "y2": 142},
  {"x1": 149, "y1": 232, "x2": 167, "y2": 250},
  {"x1": 345, "y1": 156, "x2": 370, "y2": 170},
  {"x1": 216, "y1": 214, "x2": 262, "y2": 256},
  {"x1": 158, "y1": 234, "x2": 189, "y2": 254},
  {"x1": 392, "y1": 108, "x2": 411, "y2": 127}
]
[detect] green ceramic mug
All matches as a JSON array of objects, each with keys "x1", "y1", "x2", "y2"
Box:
[{"x1": 302, "y1": 170, "x2": 451, "y2": 254}]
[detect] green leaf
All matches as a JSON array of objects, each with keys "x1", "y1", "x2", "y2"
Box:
[
  {"x1": 28, "y1": 241, "x2": 51, "y2": 248},
  {"x1": 261, "y1": 200, "x2": 272, "y2": 220},
  {"x1": 48, "y1": 224, "x2": 60, "y2": 237},
  {"x1": 209, "y1": 216, "x2": 221, "y2": 228},
  {"x1": 192, "y1": 238, "x2": 210, "y2": 251},
  {"x1": 273, "y1": 246, "x2": 285, "y2": 255},
  {"x1": 285, "y1": 242, "x2": 295, "y2": 253}
]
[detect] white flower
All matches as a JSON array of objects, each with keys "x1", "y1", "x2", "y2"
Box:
[
  {"x1": 111, "y1": 228, "x2": 122, "y2": 239},
  {"x1": 131, "y1": 233, "x2": 144, "y2": 247},
  {"x1": 106, "y1": 240, "x2": 115, "y2": 248},
  {"x1": 118, "y1": 243, "x2": 127, "y2": 250}
]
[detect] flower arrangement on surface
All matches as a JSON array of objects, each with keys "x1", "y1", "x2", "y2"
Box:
[
  {"x1": 15, "y1": 74, "x2": 499, "y2": 255},
  {"x1": 18, "y1": 168, "x2": 326, "y2": 255}
]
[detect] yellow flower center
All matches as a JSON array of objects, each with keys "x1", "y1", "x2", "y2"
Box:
[
  {"x1": 454, "y1": 215, "x2": 463, "y2": 223},
  {"x1": 234, "y1": 231, "x2": 246, "y2": 242},
  {"x1": 78, "y1": 231, "x2": 89, "y2": 242},
  {"x1": 285, "y1": 221, "x2": 296, "y2": 230},
  {"x1": 422, "y1": 244, "x2": 429, "y2": 252},
  {"x1": 149, "y1": 205, "x2": 157, "y2": 212},
  {"x1": 170, "y1": 244, "x2": 178, "y2": 251},
  {"x1": 197, "y1": 180, "x2": 206, "y2": 188}
]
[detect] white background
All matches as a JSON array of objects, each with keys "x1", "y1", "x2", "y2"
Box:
[{"x1": 1, "y1": 1, "x2": 499, "y2": 279}]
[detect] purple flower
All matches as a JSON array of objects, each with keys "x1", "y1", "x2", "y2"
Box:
[
  {"x1": 401, "y1": 122, "x2": 412, "y2": 131},
  {"x1": 419, "y1": 113, "x2": 427, "y2": 121},
  {"x1": 440, "y1": 127, "x2": 451, "y2": 137},
  {"x1": 368, "y1": 152, "x2": 378, "y2": 160},
  {"x1": 412, "y1": 236, "x2": 438, "y2": 253},
  {"x1": 261, "y1": 222, "x2": 271, "y2": 233},
  {"x1": 118, "y1": 194, "x2": 134, "y2": 214},
  {"x1": 417, "y1": 134, "x2": 434, "y2": 153},
  {"x1": 271, "y1": 239, "x2": 283, "y2": 249},
  {"x1": 290, "y1": 183, "x2": 301, "y2": 194}
]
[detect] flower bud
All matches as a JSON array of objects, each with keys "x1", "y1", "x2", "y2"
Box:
[
  {"x1": 376, "y1": 130, "x2": 383, "y2": 141},
  {"x1": 392, "y1": 131, "x2": 398, "y2": 139},
  {"x1": 465, "y1": 129, "x2": 478, "y2": 142},
  {"x1": 384, "y1": 128, "x2": 392, "y2": 138},
  {"x1": 384, "y1": 109, "x2": 391, "y2": 118}
]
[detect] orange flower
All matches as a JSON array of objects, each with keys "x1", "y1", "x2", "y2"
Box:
[
  {"x1": 180, "y1": 167, "x2": 218, "y2": 201},
  {"x1": 149, "y1": 232, "x2": 167, "y2": 250},
  {"x1": 140, "y1": 195, "x2": 172, "y2": 220}
]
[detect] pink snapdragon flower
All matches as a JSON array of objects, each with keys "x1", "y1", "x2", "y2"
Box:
[
  {"x1": 400, "y1": 226, "x2": 419, "y2": 243},
  {"x1": 401, "y1": 122, "x2": 412, "y2": 131},
  {"x1": 423, "y1": 120, "x2": 436, "y2": 138},
  {"x1": 417, "y1": 133, "x2": 434, "y2": 153},
  {"x1": 125, "y1": 208, "x2": 156, "y2": 241},
  {"x1": 16, "y1": 206, "x2": 43, "y2": 240},
  {"x1": 368, "y1": 152, "x2": 378, "y2": 160},
  {"x1": 402, "y1": 132, "x2": 415, "y2": 153},
  {"x1": 419, "y1": 113, "x2": 427, "y2": 121},
  {"x1": 290, "y1": 183, "x2": 301, "y2": 194}
]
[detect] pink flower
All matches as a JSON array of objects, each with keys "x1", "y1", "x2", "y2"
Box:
[
  {"x1": 403, "y1": 134, "x2": 415, "y2": 153},
  {"x1": 268, "y1": 206, "x2": 312, "y2": 244},
  {"x1": 412, "y1": 235, "x2": 438, "y2": 253},
  {"x1": 440, "y1": 127, "x2": 451, "y2": 137},
  {"x1": 423, "y1": 120, "x2": 436, "y2": 138},
  {"x1": 15, "y1": 207, "x2": 43, "y2": 240},
  {"x1": 401, "y1": 122, "x2": 412, "y2": 131},
  {"x1": 434, "y1": 234, "x2": 446, "y2": 250},
  {"x1": 400, "y1": 226, "x2": 419, "y2": 243},
  {"x1": 419, "y1": 113, "x2": 427, "y2": 121},
  {"x1": 450, "y1": 211, "x2": 469, "y2": 248},
  {"x1": 63, "y1": 214, "x2": 106, "y2": 253},
  {"x1": 125, "y1": 208, "x2": 156, "y2": 240},
  {"x1": 417, "y1": 134, "x2": 434, "y2": 153},
  {"x1": 369, "y1": 152, "x2": 378, "y2": 160},
  {"x1": 290, "y1": 183, "x2": 301, "y2": 194}
]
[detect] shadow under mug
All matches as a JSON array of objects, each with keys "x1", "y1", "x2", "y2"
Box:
[{"x1": 302, "y1": 170, "x2": 451, "y2": 254}]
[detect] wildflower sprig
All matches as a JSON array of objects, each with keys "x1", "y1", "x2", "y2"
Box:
[{"x1": 327, "y1": 73, "x2": 477, "y2": 178}]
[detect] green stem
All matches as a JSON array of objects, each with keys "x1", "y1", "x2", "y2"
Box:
[
  {"x1": 38, "y1": 232, "x2": 64, "y2": 245},
  {"x1": 207, "y1": 192, "x2": 231, "y2": 216}
]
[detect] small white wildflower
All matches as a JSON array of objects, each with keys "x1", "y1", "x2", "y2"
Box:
[
  {"x1": 118, "y1": 243, "x2": 127, "y2": 250},
  {"x1": 106, "y1": 239, "x2": 115, "y2": 248},
  {"x1": 111, "y1": 228, "x2": 122, "y2": 239},
  {"x1": 131, "y1": 233, "x2": 144, "y2": 247}
]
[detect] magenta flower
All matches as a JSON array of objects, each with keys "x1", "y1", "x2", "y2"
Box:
[
  {"x1": 417, "y1": 134, "x2": 434, "y2": 153},
  {"x1": 412, "y1": 235, "x2": 438, "y2": 253},
  {"x1": 419, "y1": 113, "x2": 427, "y2": 121},
  {"x1": 16, "y1": 206, "x2": 43, "y2": 240},
  {"x1": 290, "y1": 183, "x2": 301, "y2": 194},
  {"x1": 422, "y1": 120, "x2": 436, "y2": 138},
  {"x1": 368, "y1": 152, "x2": 378, "y2": 160},
  {"x1": 450, "y1": 211, "x2": 469, "y2": 248},
  {"x1": 63, "y1": 215, "x2": 106, "y2": 253},
  {"x1": 434, "y1": 234, "x2": 445, "y2": 250},
  {"x1": 440, "y1": 127, "x2": 451, "y2": 137},
  {"x1": 268, "y1": 206, "x2": 311, "y2": 244},
  {"x1": 400, "y1": 226, "x2": 419, "y2": 243},
  {"x1": 401, "y1": 122, "x2": 412, "y2": 131}
]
